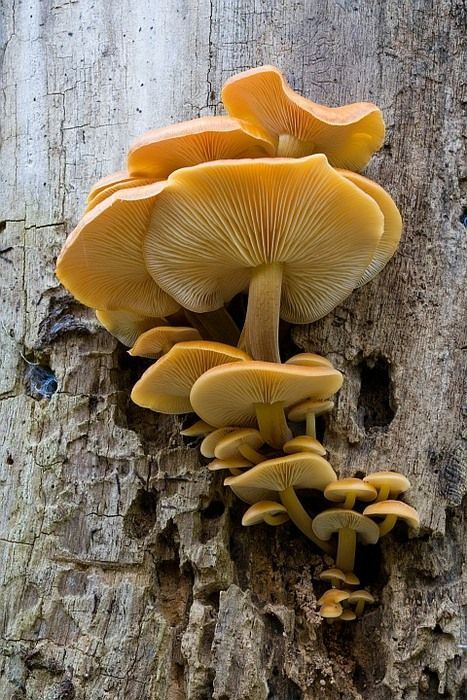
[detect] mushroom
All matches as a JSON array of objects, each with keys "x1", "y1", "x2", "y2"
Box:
[
  {"x1": 129, "y1": 326, "x2": 202, "y2": 358},
  {"x1": 363, "y1": 501, "x2": 420, "y2": 536},
  {"x1": 221, "y1": 66, "x2": 385, "y2": 169},
  {"x1": 363, "y1": 471, "x2": 411, "y2": 502},
  {"x1": 85, "y1": 171, "x2": 153, "y2": 212},
  {"x1": 200, "y1": 427, "x2": 238, "y2": 458},
  {"x1": 346, "y1": 590, "x2": 375, "y2": 617},
  {"x1": 324, "y1": 478, "x2": 377, "y2": 510},
  {"x1": 190, "y1": 360, "x2": 343, "y2": 449},
  {"x1": 287, "y1": 399, "x2": 334, "y2": 439},
  {"x1": 95, "y1": 309, "x2": 164, "y2": 347},
  {"x1": 312, "y1": 509, "x2": 380, "y2": 572},
  {"x1": 143, "y1": 155, "x2": 384, "y2": 362},
  {"x1": 214, "y1": 428, "x2": 266, "y2": 465},
  {"x1": 131, "y1": 341, "x2": 250, "y2": 413},
  {"x1": 225, "y1": 452, "x2": 337, "y2": 553},
  {"x1": 283, "y1": 435, "x2": 326, "y2": 457},
  {"x1": 317, "y1": 589, "x2": 350, "y2": 619},
  {"x1": 319, "y1": 568, "x2": 360, "y2": 588},
  {"x1": 285, "y1": 353, "x2": 334, "y2": 369},
  {"x1": 180, "y1": 420, "x2": 215, "y2": 437},
  {"x1": 339, "y1": 609, "x2": 357, "y2": 622},
  {"x1": 242, "y1": 501, "x2": 289, "y2": 527},
  {"x1": 208, "y1": 457, "x2": 253, "y2": 475},
  {"x1": 128, "y1": 116, "x2": 273, "y2": 178}
]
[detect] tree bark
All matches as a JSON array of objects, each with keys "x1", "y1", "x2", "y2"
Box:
[{"x1": 1, "y1": 1, "x2": 465, "y2": 699}]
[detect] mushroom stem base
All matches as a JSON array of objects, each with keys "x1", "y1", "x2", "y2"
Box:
[
  {"x1": 280, "y1": 487, "x2": 334, "y2": 554},
  {"x1": 336, "y1": 527, "x2": 357, "y2": 573},
  {"x1": 378, "y1": 514, "x2": 398, "y2": 536}
]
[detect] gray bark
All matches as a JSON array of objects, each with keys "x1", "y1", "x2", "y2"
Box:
[{"x1": 1, "y1": 1, "x2": 465, "y2": 699}]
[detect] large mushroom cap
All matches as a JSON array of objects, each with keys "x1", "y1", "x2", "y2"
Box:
[
  {"x1": 131, "y1": 341, "x2": 250, "y2": 413},
  {"x1": 338, "y1": 170, "x2": 402, "y2": 287},
  {"x1": 190, "y1": 361, "x2": 343, "y2": 429},
  {"x1": 143, "y1": 155, "x2": 384, "y2": 322},
  {"x1": 312, "y1": 509, "x2": 380, "y2": 544},
  {"x1": 128, "y1": 116, "x2": 273, "y2": 178},
  {"x1": 221, "y1": 66, "x2": 385, "y2": 169},
  {"x1": 56, "y1": 183, "x2": 180, "y2": 317},
  {"x1": 96, "y1": 309, "x2": 163, "y2": 347},
  {"x1": 224, "y1": 453, "x2": 337, "y2": 493}
]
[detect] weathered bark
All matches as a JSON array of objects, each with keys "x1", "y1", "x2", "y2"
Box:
[{"x1": 1, "y1": 1, "x2": 465, "y2": 699}]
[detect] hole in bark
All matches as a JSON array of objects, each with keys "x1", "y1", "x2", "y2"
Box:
[
  {"x1": 157, "y1": 560, "x2": 194, "y2": 626},
  {"x1": 353, "y1": 663, "x2": 368, "y2": 692},
  {"x1": 357, "y1": 355, "x2": 394, "y2": 430},
  {"x1": 123, "y1": 489, "x2": 158, "y2": 539},
  {"x1": 24, "y1": 358, "x2": 57, "y2": 400},
  {"x1": 202, "y1": 500, "x2": 225, "y2": 520},
  {"x1": 419, "y1": 668, "x2": 448, "y2": 698},
  {"x1": 39, "y1": 296, "x2": 91, "y2": 344},
  {"x1": 199, "y1": 499, "x2": 226, "y2": 543}
]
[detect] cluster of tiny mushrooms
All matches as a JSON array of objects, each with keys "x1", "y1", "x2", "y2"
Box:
[{"x1": 57, "y1": 66, "x2": 420, "y2": 623}]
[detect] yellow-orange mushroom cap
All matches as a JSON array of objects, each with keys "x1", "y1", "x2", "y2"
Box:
[
  {"x1": 222, "y1": 66, "x2": 385, "y2": 170},
  {"x1": 283, "y1": 435, "x2": 326, "y2": 457},
  {"x1": 285, "y1": 353, "x2": 334, "y2": 369},
  {"x1": 324, "y1": 478, "x2": 377, "y2": 510},
  {"x1": 242, "y1": 501, "x2": 289, "y2": 527},
  {"x1": 200, "y1": 427, "x2": 238, "y2": 458},
  {"x1": 86, "y1": 171, "x2": 154, "y2": 212},
  {"x1": 144, "y1": 155, "x2": 383, "y2": 362},
  {"x1": 312, "y1": 509, "x2": 379, "y2": 573},
  {"x1": 338, "y1": 170, "x2": 402, "y2": 287},
  {"x1": 363, "y1": 500, "x2": 420, "y2": 536},
  {"x1": 129, "y1": 326, "x2": 202, "y2": 358},
  {"x1": 56, "y1": 183, "x2": 180, "y2": 318},
  {"x1": 128, "y1": 115, "x2": 273, "y2": 178},
  {"x1": 96, "y1": 309, "x2": 164, "y2": 347},
  {"x1": 190, "y1": 361, "x2": 343, "y2": 449},
  {"x1": 363, "y1": 471, "x2": 411, "y2": 502},
  {"x1": 214, "y1": 428, "x2": 265, "y2": 464},
  {"x1": 131, "y1": 340, "x2": 250, "y2": 414}
]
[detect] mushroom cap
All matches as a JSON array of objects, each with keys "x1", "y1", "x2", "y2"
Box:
[
  {"x1": 96, "y1": 309, "x2": 163, "y2": 347},
  {"x1": 228, "y1": 482, "x2": 277, "y2": 505},
  {"x1": 56, "y1": 182, "x2": 180, "y2": 317},
  {"x1": 347, "y1": 589, "x2": 375, "y2": 605},
  {"x1": 339, "y1": 609, "x2": 357, "y2": 621},
  {"x1": 131, "y1": 341, "x2": 250, "y2": 413},
  {"x1": 287, "y1": 399, "x2": 334, "y2": 422},
  {"x1": 224, "y1": 453, "x2": 337, "y2": 494},
  {"x1": 283, "y1": 435, "x2": 326, "y2": 456},
  {"x1": 242, "y1": 501, "x2": 289, "y2": 526},
  {"x1": 363, "y1": 500, "x2": 420, "y2": 529},
  {"x1": 128, "y1": 116, "x2": 273, "y2": 178},
  {"x1": 143, "y1": 155, "x2": 384, "y2": 321},
  {"x1": 363, "y1": 471, "x2": 411, "y2": 497},
  {"x1": 319, "y1": 568, "x2": 360, "y2": 587},
  {"x1": 285, "y1": 353, "x2": 334, "y2": 369},
  {"x1": 88, "y1": 171, "x2": 134, "y2": 200},
  {"x1": 320, "y1": 604, "x2": 344, "y2": 618},
  {"x1": 86, "y1": 173, "x2": 154, "y2": 212},
  {"x1": 180, "y1": 420, "x2": 215, "y2": 437},
  {"x1": 200, "y1": 427, "x2": 238, "y2": 458},
  {"x1": 312, "y1": 509, "x2": 380, "y2": 544},
  {"x1": 208, "y1": 457, "x2": 253, "y2": 471},
  {"x1": 318, "y1": 589, "x2": 350, "y2": 606},
  {"x1": 222, "y1": 66, "x2": 385, "y2": 170},
  {"x1": 190, "y1": 361, "x2": 343, "y2": 429},
  {"x1": 214, "y1": 428, "x2": 265, "y2": 460},
  {"x1": 338, "y1": 170, "x2": 402, "y2": 287},
  {"x1": 324, "y1": 478, "x2": 377, "y2": 504},
  {"x1": 129, "y1": 326, "x2": 202, "y2": 358}
]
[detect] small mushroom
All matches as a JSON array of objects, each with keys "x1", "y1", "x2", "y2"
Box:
[
  {"x1": 86, "y1": 171, "x2": 153, "y2": 211},
  {"x1": 317, "y1": 589, "x2": 350, "y2": 620},
  {"x1": 190, "y1": 361, "x2": 342, "y2": 449},
  {"x1": 208, "y1": 457, "x2": 253, "y2": 475},
  {"x1": 339, "y1": 609, "x2": 357, "y2": 622},
  {"x1": 95, "y1": 309, "x2": 164, "y2": 347},
  {"x1": 242, "y1": 501, "x2": 289, "y2": 527},
  {"x1": 225, "y1": 453, "x2": 337, "y2": 553},
  {"x1": 363, "y1": 500, "x2": 420, "y2": 536},
  {"x1": 324, "y1": 478, "x2": 377, "y2": 510},
  {"x1": 180, "y1": 420, "x2": 215, "y2": 437},
  {"x1": 363, "y1": 471, "x2": 411, "y2": 502},
  {"x1": 214, "y1": 428, "x2": 265, "y2": 465},
  {"x1": 287, "y1": 399, "x2": 334, "y2": 439},
  {"x1": 200, "y1": 427, "x2": 239, "y2": 458},
  {"x1": 285, "y1": 353, "x2": 334, "y2": 369},
  {"x1": 347, "y1": 590, "x2": 375, "y2": 617},
  {"x1": 131, "y1": 341, "x2": 250, "y2": 413},
  {"x1": 222, "y1": 66, "x2": 385, "y2": 169},
  {"x1": 312, "y1": 509, "x2": 380, "y2": 572},
  {"x1": 283, "y1": 435, "x2": 326, "y2": 457},
  {"x1": 319, "y1": 568, "x2": 360, "y2": 588},
  {"x1": 129, "y1": 326, "x2": 202, "y2": 358}
]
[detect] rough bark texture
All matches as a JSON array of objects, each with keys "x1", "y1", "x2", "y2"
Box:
[{"x1": 1, "y1": 1, "x2": 466, "y2": 699}]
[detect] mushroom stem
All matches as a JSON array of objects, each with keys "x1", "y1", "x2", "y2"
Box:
[
  {"x1": 276, "y1": 134, "x2": 315, "y2": 157},
  {"x1": 306, "y1": 413, "x2": 317, "y2": 438},
  {"x1": 280, "y1": 487, "x2": 334, "y2": 554},
  {"x1": 184, "y1": 308, "x2": 240, "y2": 345},
  {"x1": 354, "y1": 600, "x2": 366, "y2": 617},
  {"x1": 377, "y1": 514, "x2": 398, "y2": 536},
  {"x1": 243, "y1": 263, "x2": 283, "y2": 362},
  {"x1": 336, "y1": 527, "x2": 357, "y2": 572},
  {"x1": 264, "y1": 513, "x2": 290, "y2": 526},
  {"x1": 239, "y1": 445, "x2": 264, "y2": 464},
  {"x1": 376, "y1": 485, "x2": 391, "y2": 502},
  {"x1": 255, "y1": 401, "x2": 292, "y2": 449},
  {"x1": 342, "y1": 494, "x2": 357, "y2": 510}
]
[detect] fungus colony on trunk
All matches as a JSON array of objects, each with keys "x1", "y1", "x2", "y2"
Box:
[{"x1": 56, "y1": 66, "x2": 419, "y2": 623}]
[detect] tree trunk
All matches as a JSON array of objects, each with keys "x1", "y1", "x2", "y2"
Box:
[{"x1": 1, "y1": 2, "x2": 465, "y2": 699}]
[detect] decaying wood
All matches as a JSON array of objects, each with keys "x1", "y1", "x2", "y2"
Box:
[{"x1": 1, "y1": 1, "x2": 465, "y2": 698}]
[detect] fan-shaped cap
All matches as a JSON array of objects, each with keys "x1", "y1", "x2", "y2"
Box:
[
  {"x1": 312, "y1": 509, "x2": 379, "y2": 544},
  {"x1": 144, "y1": 155, "x2": 384, "y2": 322},
  {"x1": 283, "y1": 435, "x2": 326, "y2": 456},
  {"x1": 190, "y1": 361, "x2": 342, "y2": 429},
  {"x1": 319, "y1": 568, "x2": 360, "y2": 587},
  {"x1": 285, "y1": 353, "x2": 334, "y2": 369},
  {"x1": 214, "y1": 428, "x2": 264, "y2": 460},
  {"x1": 363, "y1": 471, "x2": 411, "y2": 498},
  {"x1": 318, "y1": 589, "x2": 350, "y2": 606},
  {"x1": 347, "y1": 590, "x2": 375, "y2": 605},
  {"x1": 86, "y1": 172, "x2": 154, "y2": 212},
  {"x1": 363, "y1": 501, "x2": 420, "y2": 529},
  {"x1": 128, "y1": 116, "x2": 273, "y2": 178},
  {"x1": 224, "y1": 453, "x2": 337, "y2": 494},
  {"x1": 129, "y1": 326, "x2": 202, "y2": 358},
  {"x1": 287, "y1": 399, "x2": 334, "y2": 423},
  {"x1": 180, "y1": 420, "x2": 214, "y2": 437},
  {"x1": 242, "y1": 501, "x2": 289, "y2": 526},
  {"x1": 324, "y1": 479, "x2": 377, "y2": 506},
  {"x1": 222, "y1": 66, "x2": 385, "y2": 169},
  {"x1": 56, "y1": 183, "x2": 180, "y2": 317},
  {"x1": 131, "y1": 341, "x2": 250, "y2": 413},
  {"x1": 96, "y1": 309, "x2": 163, "y2": 347},
  {"x1": 340, "y1": 609, "x2": 357, "y2": 621},
  {"x1": 339, "y1": 170, "x2": 402, "y2": 287},
  {"x1": 200, "y1": 427, "x2": 238, "y2": 458},
  {"x1": 208, "y1": 457, "x2": 253, "y2": 471}
]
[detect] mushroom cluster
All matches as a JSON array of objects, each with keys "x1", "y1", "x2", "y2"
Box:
[{"x1": 56, "y1": 66, "x2": 417, "y2": 624}]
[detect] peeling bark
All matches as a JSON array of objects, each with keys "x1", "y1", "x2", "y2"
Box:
[{"x1": 1, "y1": 1, "x2": 466, "y2": 699}]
